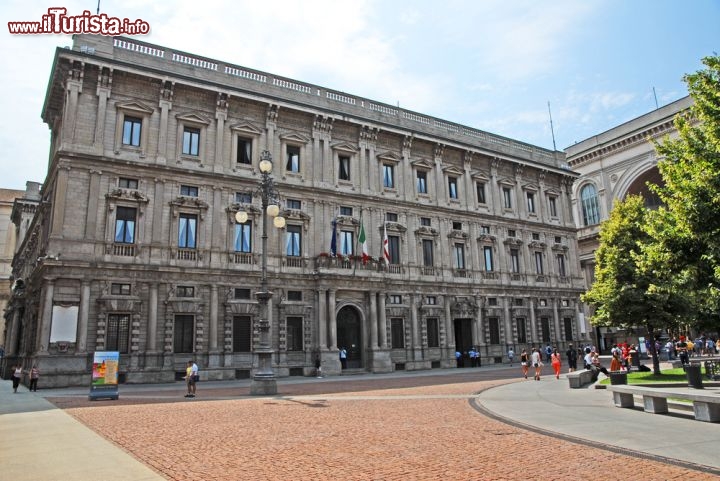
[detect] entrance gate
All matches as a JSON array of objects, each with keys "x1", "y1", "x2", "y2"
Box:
[{"x1": 337, "y1": 306, "x2": 362, "y2": 369}]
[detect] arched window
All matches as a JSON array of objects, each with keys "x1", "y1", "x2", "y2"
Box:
[{"x1": 580, "y1": 184, "x2": 600, "y2": 226}]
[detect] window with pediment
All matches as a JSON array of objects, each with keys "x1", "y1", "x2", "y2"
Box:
[
  {"x1": 332, "y1": 142, "x2": 358, "y2": 184},
  {"x1": 280, "y1": 132, "x2": 310, "y2": 176},
  {"x1": 230, "y1": 122, "x2": 262, "y2": 168},
  {"x1": 114, "y1": 101, "x2": 154, "y2": 156},
  {"x1": 176, "y1": 112, "x2": 210, "y2": 162}
]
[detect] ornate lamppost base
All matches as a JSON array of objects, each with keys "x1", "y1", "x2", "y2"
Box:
[{"x1": 250, "y1": 376, "x2": 277, "y2": 395}]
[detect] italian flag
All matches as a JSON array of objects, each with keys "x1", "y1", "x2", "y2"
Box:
[{"x1": 358, "y1": 221, "x2": 369, "y2": 264}]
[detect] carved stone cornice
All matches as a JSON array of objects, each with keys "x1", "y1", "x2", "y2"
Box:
[
  {"x1": 529, "y1": 241, "x2": 547, "y2": 249},
  {"x1": 382, "y1": 222, "x2": 407, "y2": 234},
  {"x1": 477, "y1": 234, "x2": 497, "y2": 244},
  {"x1": 447, "y1": 230, "x2": 469, "y2": 240},
  {"x1": 503, "y1": 237, "x2": 523, "y2": 246},
  {"x1": 106, "y1": 188, "x2": 150, "y2": 203},
  {"x1": 414, "y1": 226, "x2": 439, "y2": 237}
]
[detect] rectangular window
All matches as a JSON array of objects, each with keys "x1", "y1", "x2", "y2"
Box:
[
  {"x1": 340, "y1": 231, "x2": 354, "y2": 256},
  {"x1": 110, "y1": 283, "x2": 131, "y2": 296},
  {"x1": 541, "y1": 317, "x2": 551, "y2": 343},
  {"x1": 532, "y1": 233, "x2": 540, "y2": 240},
  {"x1": 514, "y1": 298, "x2": 524, "y2": 306},
  {"x1": 180, "y1": 185, "x2": 198, "y2": 197},
  {"x1": 176, "y1": 286, "x2": 195, "y2": 298},
  {"x1": 422, "y1": 239, "x2": 434, "y2": 267},
  {"x1": 564, "y1": 317, "x2": 573, "y2": 341},
  {"x1": 391, "y1": 318, "x2": 405, "y2": 348},
  {"x1": 557, "y1": 254, "x2": 566, "y2": 277},
  {"x1": 517, "y1": 318, "x2": 527, "y2": 344},
  {"x1": 452, "y1": 221, "x2": 462, "y2": 230},
  {"x1": 286, "y1": 225, "x2": 301, "y2": 257},
  {"x1": 178, "y1": 213, "x2": 197, "y2": 249},
  {"x1": 416, "y1": 171, "x2": 427, "y2": 194},
  {"x1": 237, "y1": 137, "x2": 252, "y2": 164},
  {"x1": 484, "y1": 246, "x2": 494, "y2": 272},
  {"x1": 233, "y1": 315, "x2": 251, "y2": 352},
  {"x1": 234, "y1": 222, "x2": 252, "y2": 253},
  {"x1": 489, "y1": 317, "x2": 500, "y2": 345},
  {"x1": 510, "y1": 249, "x2": 520, "y2": 273},
  {"x1": 503, "y1": 187, "x2": 513, "y2": 209},
  {"x1": 115, "y1": 206, "x2": 136, "y2": 244},
  {"x1": 119, "y1": 177, "x2": 138, "y2": 189},
  {"x1": 286, "y1": 145, "x2": 300, "y2": 172},
  {"x1": 388, "y1": 236, "x2": 400, "y2": 264},
  {"x1": 389, "y1": 295, "x2": 403, "y2": 304},
  {"x1": 549, "y1": 197, "x2": 558, "y2": 217},
  {"x1": 427, "y1": 318, "x2": 439, "y2": 348},
  {"x1": 386, "y1": 212, "x2": 398, "y2": 222},
  {"x1": 480, "y1": 225, "x2": 491, "y2": 234},
  {"x1": 338, "y1": 156, "x2": 351, "y2": 181},
  {"x1": 487, "y1": 297, "x2": 498, "y2": 306},
  {"x1": 106, "y1": 313, "x2": 130, "y2": 353},
  {"x1": 235, "y1": 192, "x2": 252, "y2": 203},
  {"x1": 287, "y1": 290, "x2": 302, "y2": 301},
  {"x1": 453, "y1": 243, "x2": 465, "y2": 269},
  {"x1": 425, "y1": 296, "x2": 437, "y2": 305},
  {"x1": 339, "y1": 206, "x2": 353, "y2": 216},
  {"x1": 448, "y1": 177, "x2": 458, "y2": 199},
  {"x1": 234, "y1": 288, "x2": 251, "y2": 300},
  {"x1": 508, "y1": 229, "x2": 516, "y2": 237},
  {"x1": 527, "y1": 192, "x2": 535, "y2": 213},
  {"x1": 476, "y1": 182, "x2": 486, "y2": 204},
  {"x1": 287, "y1": 199, "x2": 301, "y2": 210},
  {"x1": 122, "y1": 116, "x2": 142, "y2": 147},
  {"x1": 535, "y1": 252, "x2": 544, "y2": 275},
  {"x1": 383, "y1": 164, "x2": 394, "y2": 188},
  {"x1": 420, "y1": 217, "x2": 431, "y2": 227},
  {"x1": 173, "y1": 315, "x2": 194, "y2": 353},
  {"x1": 286, "y1": 317, "x2": 303, "y2": 351},
  {"x1": 182, "y1": 127, "x2": 200, "y2": 156}
]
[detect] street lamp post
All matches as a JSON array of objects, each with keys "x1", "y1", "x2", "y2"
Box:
[{"x1": 234, "y1": 150, "x2": 285, "y2": 395}]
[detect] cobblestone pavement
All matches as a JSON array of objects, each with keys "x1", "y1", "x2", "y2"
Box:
[{"x1": 48, "y1": 373, "x2": 715, "y2": 481}]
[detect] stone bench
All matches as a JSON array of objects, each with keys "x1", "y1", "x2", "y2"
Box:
[
  {"x1": 606, "y1": 384, "x2": 720, "y2": 422},
  {"x1": 567, "y1": 369, "x2": 594, "y2": 388}
]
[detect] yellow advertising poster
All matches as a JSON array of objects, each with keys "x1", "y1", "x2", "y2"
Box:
[{"x1": 91, "y1": 351, "x2": 119, "y2": 385}]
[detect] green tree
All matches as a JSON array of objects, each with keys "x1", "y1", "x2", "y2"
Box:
[
  {"x1": 652, "y1": 55, "x2": 720, "y2": 332},
  {"x1": 582, "y1": 196, "x2": 685, "y2": 374}
]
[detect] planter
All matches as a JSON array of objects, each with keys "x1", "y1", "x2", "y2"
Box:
[{"x1": 609, "y1": 371, "x2": 627, "y2": 385}]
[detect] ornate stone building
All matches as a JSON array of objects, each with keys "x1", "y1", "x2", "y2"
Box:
[
  {"x1": 3, "y1": 34, "x2": 585, "y2": 387},
  {"x1": 567, "y1": 96, "x2": 692, "y2": 351}
]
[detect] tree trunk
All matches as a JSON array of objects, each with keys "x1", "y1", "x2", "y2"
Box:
[{"x1": 647, "y1": 325, "x2": 661, "y2": 375}]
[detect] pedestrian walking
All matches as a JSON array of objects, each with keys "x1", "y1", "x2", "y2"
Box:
[
  {"x1": 11, "y1": 364, "x2": 23, "y2": 393},
  {"x1": 29, "y1": 365, "x2": 40, "y2": 392},
  {"x1": 531, "y1": 348, "x2": 543, "y2": 381},
  {"x1": 315, "y1": 355, "x2": 322, "y2": 378},
  {"x1": 507, "y1": 348, "x2": 515, "y2": 366},
  {"x1": 520, "y1": 349, "x2": 529, "y2": 379},
  {"x1": 565, "y1": 344, "x2": 577, "y2": 372},
  {"x1": 339, "y1": 347, "x2": 348, "y2": 369},
  {"x1": 184, "y1": 360, "x2": 195, "y2": 398},
  {"x1": 551, "y1": 349, "x2": 562, "y2": 379}
]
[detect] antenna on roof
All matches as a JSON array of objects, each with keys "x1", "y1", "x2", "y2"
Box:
[
  {"x1": 547, "y1": 101, "x2": 557, "y2": 151},
  {"x1": 97, "y1": 0, "x2": 101, "y2": 14},
  {"x1": 652, "y1": 87, "x2": 659, "y2": 109}
]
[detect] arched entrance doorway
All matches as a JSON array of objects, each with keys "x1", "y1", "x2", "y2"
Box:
[{"x1": 337, "y1": 305, "x2": 363, "y2": 369}]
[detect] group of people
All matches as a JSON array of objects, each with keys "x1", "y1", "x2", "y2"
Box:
[
  {"x1": 184, "y1": 360, "x2": 199, "y2": 398},
  {"x1": 666, "y1": 335, "x2": 717, "y2": 362},
  {"x1": 454, "y1": 348, "x2": 482, "y2": 368},
  {"x1": 518, "y1": 346, "x2": 566, "y2": 381},
  {"x1": 8, "y1": 363, "x2": 40, "y2": 393}
]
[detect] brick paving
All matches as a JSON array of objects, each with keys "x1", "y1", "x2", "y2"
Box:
[{"x1": 48, "y1": 373, "x2": 715, "y2": 481}]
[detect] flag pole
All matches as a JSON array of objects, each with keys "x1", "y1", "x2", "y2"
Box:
[{"x1": 353, "y1": 208, "x2": 362, "y2": 276}]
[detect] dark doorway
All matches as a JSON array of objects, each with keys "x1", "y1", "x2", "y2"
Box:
[
  {"x1": 454, "y1": 318, "x2": 473, "y2": 355},
  {"x1": 337, "y1": 306, "x2": 363, "y2": 369}
]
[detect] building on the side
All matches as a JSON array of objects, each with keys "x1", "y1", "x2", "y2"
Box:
[
  {"x1": 3, "y1": 34, "x2": 586, "y2": 387},
  {"x1": 0, "y1": 186, "x2": 32, "y2": 352},
  {"x1": 567, "y1": 96, "x2": 692, "y2": 352}
]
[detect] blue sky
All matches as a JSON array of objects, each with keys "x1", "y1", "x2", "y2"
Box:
[{"x1": 1, "y1": 0, "x2": 717, "y2": 190}]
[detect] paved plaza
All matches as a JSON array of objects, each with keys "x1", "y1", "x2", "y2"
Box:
[{"x1": 1, "y1": 365, "x2": 718, "y2": 481}]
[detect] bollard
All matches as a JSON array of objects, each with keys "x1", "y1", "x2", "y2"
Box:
[{"x1": 686, "y1": 364, "x2": 703, "y2": 389}]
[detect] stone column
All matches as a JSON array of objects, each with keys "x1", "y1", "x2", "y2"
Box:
[
  {"x1": 474, "y1": 294, "x2": 484, "y2": 345},
  {"x1": 38, "y1": 280, "x2": 55, "y2": 353},
  {"x1": 214, "y1": 97, "x2": 227, "y2": 173},
  {"x1": 50, "y1": 167, "x2": 69, "y2": 237},
  {"x1": 94, "y1": 69, "x2": 111, "y2": 153},
  {"x1": 503, "y1": 297, "x2": 512, "y2": 346},
  {"x1": 529, "y1": 298, "x2": 538, "y2": 343},
  {"x1": 77, "y1": 281, "x2": 90, "y2": 353},
  {"x1": 378, "y1": 293, "x2": 388, "y2": 348},
  {"x1": 328, "y1": 289, "x2": 337, "y2": 349},
  {"x1": 148, "y1": 283, "x2": 158, "y2": 352},
  {"x1": 445, "y1": 296, "x2": 454, "y2": 349},
  {"x1": 317, "y1": 288, "x2": 327, "y2": 350},
  {"x1": 210, "y1": 285, "x2": 219, "y2": 352},
  {"x1": 157, "y1": 83, "x2": 173, "y2": 164},
  {"x1": 369, "y1": 291, "x2": 378, "y2": 350},
  {"x1": 553, "y1": 298, "x2": 562, "y2": 344},
  {"x1": 410, "y1": 293, "x2": 420, "y2": 356}
]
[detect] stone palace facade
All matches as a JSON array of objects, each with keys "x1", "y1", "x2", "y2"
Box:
[{"x1": 3, "y1": 34, "x2": 586, "y2": 387}]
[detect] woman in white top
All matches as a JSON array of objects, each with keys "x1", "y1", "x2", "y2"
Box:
[{"x1": 531, "y1": 348, "x2": 543, "y2": 380}]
